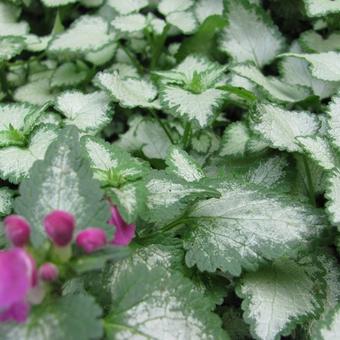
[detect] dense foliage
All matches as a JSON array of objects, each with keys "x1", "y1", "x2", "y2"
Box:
[{"x1": 1, "y1": 0, "x2": 340, "y2": 339}]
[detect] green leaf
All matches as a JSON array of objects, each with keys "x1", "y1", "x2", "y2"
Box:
[
  {"x1": 280, "y1": 52, "x2": 340, "y2": 82},
  {"x1": 106, "y1": 0, "x2": 148, "y2": 14},
  {"x1": 297, "y1": 136, "x2": 336, "y2": 170},
  {"x1": 219, "y1": 0, "x2": 285, "y2": 68},
  {"x1": 95, "y1": 71, "x2": 159, "y2": 109},
  {"x1": 15, "y1": 126, "x2": 110, "y2": 246},
  {"x1": 0, "y1": 125, "x2": 58, "y2": 183},
  {"x1": 312, "y1": 304, "x2": 340, "y2": 339},
  {"x1": 0, "y1": 2, "x2": 29, "y2": 37},
  {"x1": 41, "y1": 0, "x2": 77, "y2": 7},
  {"x1": 237, "y1": 257, "x2": 325, "y2": 340},
  {"x1": 232, "y1": 63, "x2": 311, "y2": 103},
  {"x1": 158, "y1": 0, "x2": 194, "y2": 16},
  {"x1": 48, "y1": 15, "x2": 116, "y2": 55},
  {"x1": 303, "y1": 0, "x2": 340, "y2": 17},
  {"x1": 0, "y1": 36, "x2": 25, "y2": 62},
  {"x1": 0, "y1": 294, "x2": 103, "y2": 340},
  {"x1": 166, "y1": 145, "x2": 205, "y2": 182},
  {"x1": 81, "y1": 135, "x2": 149, "y2": 186},
  {"x1": 108, "y1": 181, "x2": 145, "y2": 223},
  {"x1": 166, "y1": 10, "x2": 198, "y2": 34},
  {"x1": 160, "y1": 85, "x2": 225, "y2": 127},
  {"x1": 0, "y1": 187, "x2": 14, "y2": 216},
  {"x1": 50, "y1": 62, "x2": 89, "y2": 89},
  {"x1": 250, "y1": 102, "x2": 320, "y2": 152},
  {"x1": 300, "y1": 31, "x2": 340, "y2": 53},
  {"x1": 327, "y1": 92, "x2": 340, "y2": 151},
  {"x1": 118, "y1": 116, "x2": 172, "y2": 159},
  {"x1": 13, "y1": 79, "x2": 55, "y2": 106},
  {"x1": 143, "y1": 171, "x2": 220, "y2": 224},
  {"x1": 184, "y1": 179, "x2": 326, "y2": 275},
  {"x1": 111, "y1": 14, "x2": 147, "y2": 33},
  {"x1": 194, "y1": 0, "x2": 224, "y2": 24},
  {"x1": 220, "y1": 121, "x2": 267, "y2": 158},
  {"x1": 280, "y1": 43, "x2": 339, "y2": 100},
  {"x1": 55, "y1": 91, "x2": 112, "y2": 134},
  {"x1": 105, "y1": 263, "x2": 228, "y2": 340},
  {"x1": 325, "y1": 170, "x2": 340, "y2": 226}
]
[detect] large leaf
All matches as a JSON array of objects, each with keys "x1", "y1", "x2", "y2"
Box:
[
  {"x1": 219, "y1": 0, "x2": 285, "y2": 67},
  {"x1": 250, "y1": 102, "x2": 320, "y2": 152},
  {"x1": 105, "y1": 263, "x2": 228, "y2": 340},
  {"x1": 15, "y1": 126, "x2": 110, "y2": 246},
  {"x1": 55, "y1": 91, "x2": 112, "y2": 134},
  {"x1": 237, "y1": 257, "x2": 325, "y2": 340},
  {"x1": 184, "y1": 179, "x2": 326, "y2": 275},
  {"x1": 0, "y1": 294, "x2": 103, "y2": 340}
]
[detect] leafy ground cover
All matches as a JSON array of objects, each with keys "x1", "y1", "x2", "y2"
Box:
[{"x1": 1, "y1": 0, "x2": 340, "y2": 339}]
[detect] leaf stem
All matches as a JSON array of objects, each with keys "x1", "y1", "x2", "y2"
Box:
[
  {"x1": 120, "y1": 44, "x2": 144, "y2": 74},
  {"x1": 182, "y1": 122, "x2": 192, "y2": 151},
  {"x1": 150, "y1": 109, "x2": 174, "y2": 144},
  {"x1": 150, "y1": 24, "x2": 170, "y2": 70},
  {"x1": 302, "y1": 155, "x2": 316, "y2": 207}
]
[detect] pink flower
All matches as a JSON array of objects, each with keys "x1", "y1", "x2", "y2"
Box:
[
  {"x1": 109, "y1": 206, "x2": 136, "y2": 246},
  {"x1": 76, "y1": 228, "x2": 107, "y2": 253},
  {"x1": 4, "y1": 215, "x2": 31, "y2": 247},
  {"x1": 0, "y1": 248, "x2": 35, "y2": 323},
  {"x1": 43, "y1": 210, "x2": 75, "y2": 247},
  {"x1": 39, "y1": 263, "x2": 59, "y2": 282}
]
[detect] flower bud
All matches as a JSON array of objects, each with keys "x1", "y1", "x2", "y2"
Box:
[
  {"x1": 76, "y1": 228, "x2": 107, "y2": 253},
  {"x1": 4, "y1": 215, "x2": 31, "y2": 247},
  {"x1": 43, "y1": 210, "x2": 75, "y2": 247},
  {"x1": 109, "y1": 206, "x2": 136, "y2": 246},
  {"x1": 38, "y1": 263, "x2": 59, "y2": 282}
]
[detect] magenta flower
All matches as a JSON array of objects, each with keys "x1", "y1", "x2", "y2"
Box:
[
  {"x1": 39, "y1": 263, "x2": 59, "y2": 282},
  {"x1": 44, "y1": 210, "x2": 75, "y2": 247},
  {"x1": 4, "y1": 215, "x2": 31, "y2": 247},
  {"x1": 76, "y1": 228, "x2": 107, "y2": 253},
  {"x1": 0, "y1": 248, "x2": 35, "y2": 323},
  {"x1": 109, "y1": 206, "x2": 136, "y2": 246}
]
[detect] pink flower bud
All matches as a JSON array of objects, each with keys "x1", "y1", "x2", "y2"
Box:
[
  {"x1": 43, "y1": 210, "x2": 75, "y2": 247},
  {"x1": 39, "y1": 263, "x2": 59, "y2": 282},
  {"x1": 4, "y1": 215, "x2": 31, "y2": 247},
  {"x1": 109, "y1": 206, "x2": 136, "y2": 246},
  {"x1": 76, "y1": 228, "x2": 107, "y2": 253}
]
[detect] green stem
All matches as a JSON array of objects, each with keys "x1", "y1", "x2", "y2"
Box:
[
  {"x1": 302, "y1": 155, "x2": 316, "y2": 207},
  {"x1": 150, "y1": 25, "x2": 170, "y2": 70},
  {"x1": 120, "y1": 44, "x2": 144, "y2": 74},
  {"x1": 182, "y1": 122, "x2": 192, "y2": 151},
  {"x1": 150, "y1": 109, "x2": 174, "y2": 144}
]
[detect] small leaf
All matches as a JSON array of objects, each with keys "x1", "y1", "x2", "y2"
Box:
[
  {"x1": 194, "y1": 0, "x2": 224, "y2": 24},
  {"x1": 280, "y1": 52, "x2": 340, "y2": 82},
  {"x1": 232, "y1": 63, "x2": 311, "y2": 103},
  {"x1": 158, "y1": 0, "x2": 194, "y2": 16},
  {"x1": 166, "y1": 145, "x2": 205, "y2": 182},
  {"x1": 300, "y1": 31, "x2": 340, "y2": 53},
  {"x1": 111, "y1": 13, "x2": 147, "y2": 33},
  {"x1": 303, "y1": 0, "x2": 340, "y2": 17},
  {"x1": 0, "y1": 36, "x2": 25, "y2": 61},
  {"x1": 106, "y1": 0, "x2": 148, "y2": 14},
  {"x1": 15, "y1": 126, "x2": 110, "y2": 246},
  {"x1": 0, "y1": 125, "x2": 58, "y2": 183},
  {"x1": 219, "y1": 0, "x2": 285, "y2": 67},
  {"x1": 41, "y1": 0, "x2": 77, "y2": 7},
  {"x1": 50, "y1": 62, "x2": 89, "y2": 89},
  {"x1": 0, "y1": 2, "x2": 29, "y2": 37},
  {"x1": 325, "y1": 170, "x2": 340, "y2": 226},
  {"x1": 237, "y1": 257, "x2": 325, "y2": 340},
  {"x1": 167, "y1": 10, "x2": 198, "y2": 34},
  {"x1": 48, "y1": 15, "x2": 116, "y2": 55},
  {"x1": 55, "y1": 91, "x2": 112, "y2": 134},
  {"x1": 95, "y1": 71, "x2": 159, "y2": 109},
  {"x1": 0, "y1": 187, "x2": 14, "y2": 216},
  {"x1": 250, "y1": 102, "x2": 320, "y2": 152}
]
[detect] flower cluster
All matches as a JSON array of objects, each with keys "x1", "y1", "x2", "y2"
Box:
[{"x1": 0, "y1": 206, "x2": 135, "y2": 323}]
